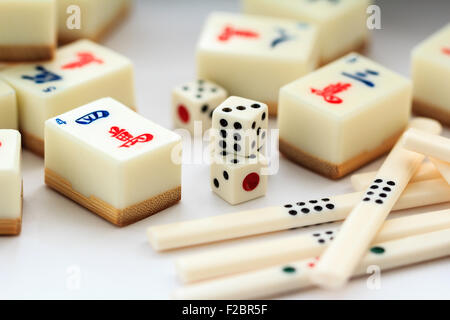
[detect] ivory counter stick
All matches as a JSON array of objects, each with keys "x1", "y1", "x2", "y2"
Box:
[
  {"x1": 403, "y1": 128, "x2": 450, "y2": 163},
  {"x1": 430, "y1": 158, "x2": 450, "y2": 184},
  {"x1": 176, "y1": 209, "x2": 450, "y2": 283},
  {"x1": 350, "y1": 162, "x2": 440, "y2": 191},
  {"x1": 173, "y1": 228, "x2": 450, "y2": 300},
  {"x1": 148, "y1": 178, "x2": 450, "y2": 251},
  {"x1": 311, "y1": 118, "x2": 443, "y2": 289}
]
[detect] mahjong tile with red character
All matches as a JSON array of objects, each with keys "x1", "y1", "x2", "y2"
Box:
[
  {"x1": 412, "y1": 23, "x2": 450, "y2": 125},
  {"x1": 278, "y1": 53, "x2": 412, "y2": 179},
  {"x1": 172, "y1": 79, "x2": 227, "y2": 134},
  {"x1": 0, "y1": 129, "x2": 22, "y2": 235},
  {"x1": 197, "y1": 12, "x2": 319, "y2": 116},
  {"x1": 1, "y1": 39, "x2": 135, "y2": 156},
  {"x1": 243, "y1": 0, "x2": 370, "y2": 65},
  {"x1": 44, "y1": 97, "x2": 181, "y2": 227},
  {"x1": 210, "y1": 152, "x2": 268, "y2": 205}
]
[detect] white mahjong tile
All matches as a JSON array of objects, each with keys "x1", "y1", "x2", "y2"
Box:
[
  {"x1": 57, "y1": 0, "x2": 132, "y2": 43},
  {"x1": 1, "y1": 39, "x2": 135, "y2": 150},
  {"x1": 0, "y1": 130, "x2": 21, "y2": 221},
  {"x1": 0, "y1": 80, "x2": 18, "y2": 130},
  {"x1": 45, "y1": 97, "x2": 181, "y2": 210},
  {"x1": 197, "y1": 12, "x2": 319, "y2": 110},
  {"x1": 0, "y1": 0, "x2": 56, "y2": 46},
  {"x1": 412, "y1": 23, "x2": 450, "y2": 123},
  {"x1": 210, "y1": 152, "x2": 268, "y2": 205},
  {"x1": 243, "y1": 0, "x2": 370, "y2": 63},
  {"x1": 172, "y1": 79, "x2": 228, "y2": 134},
  {"x1": 278, "y1": 53, "x2": 411, "y2": 166}
]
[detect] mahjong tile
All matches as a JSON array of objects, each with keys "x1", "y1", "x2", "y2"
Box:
[
  {"x1": 197, "y1": 12, "x2": 319, "y2": 116},
  {"x1": 278, "y1": 53, "x2": 412, "y2": 179},
  {"x1": 243, "y1": 0, "x2": 370, "y2": 64},
  {"x1": 44, "y1": 97, "x2": 181, "y2": 227},
  {"x1": 1, "y1": 39, "x2": 135, "y2": 156},
  {"x1": 412, "y1": 23, "x2": 450, "y2": 125}
]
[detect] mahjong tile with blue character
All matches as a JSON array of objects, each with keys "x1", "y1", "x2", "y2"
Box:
[
  {"x1": 197, "y1": 12, "x2": 319, "y2": 116},
  {"x1": 278, "y1": 53, "x2": 412, "y2": 179},
  {"x1": 44, "y1": 97, "x2": 182, "y2": 227},
  {"x1": 243, "y1": 0, "x2": 370, "y2": 65},
  {"x1": 1, "y1": 39, "x2": 135, "y2": 156}
]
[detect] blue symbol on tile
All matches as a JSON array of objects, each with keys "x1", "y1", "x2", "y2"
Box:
[
  {"x1": 43, "y1": 86, "x2": 56, "y2": 93},
  {"x1": 346, "y1": 56, "x2": 358, "y2": 64},
  {"x1": 56, "y1": 118, "x2": 67, "y2": 125},
  {"x1": 271, "y1": 28, "x2": 295, "y2": 48},
  {"x1": 75, "y1": 110, "x2": 110, "y2": 125},
  {"x1": 22, "y1": 66, "x2": 62, "y2": 84},
  {"x1": 342, "y1": 69, "x2": 380, "y2": 87}
]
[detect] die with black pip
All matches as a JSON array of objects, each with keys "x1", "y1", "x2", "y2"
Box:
[{"x1": 210, "y1": 96, "x2": 269, "y2": 205}]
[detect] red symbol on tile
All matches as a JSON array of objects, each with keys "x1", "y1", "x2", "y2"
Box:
[
  {"x1": 311, "y1": 82, "x2": 352, "y2": 104},
  {"x1": 218, "y1": 26, "x2": 259, "y2": 42},
  {"x1": 177, "y1": 104, "x2": 190, "y2": 123},
  {"x1": 109, "y1": 126, "x2": 153, "y2": 148},
  {"x1": 242, "y1": 172, "x2": 260, "y2": 191},
  {"x1": 62, "y1": 52, "x2": 104, "y2": 69},
  {"x1": 442, "y1": 47, "x2": 450, "y2": 56},
  {"x1": 307, "y1": 257, "x2": 320, "y2": 269}
]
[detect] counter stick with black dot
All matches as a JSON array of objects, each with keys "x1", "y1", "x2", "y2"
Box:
[
  {"x1": 173, "y1": 228, "x2": 450, "y2": 300},
  {"x1": 148, "y1": 178, "x2": 450, "y2": 251},
  {"x1": 176, "y1": 209, "x2": 450, "y2": 283},
  {"x1": 403, "y1": 128, "x2": 450, "y2": 163},
  {"x1": 350, "y1": 161, "x2": 440, "y2": 191},
  {"x1": 311, "y1": 118, "x2": 443, "y2": 289}
]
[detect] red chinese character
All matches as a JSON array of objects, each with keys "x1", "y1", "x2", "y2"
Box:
[
  {"x1": 109, "y1": 126, "x2": 153, "y2": 148},
  {"x1": 442, "y1": 47, "x2": 450, "y2": 56},
  {"x1": 218, "y1": 25, "x2": 259, "y2": 42},
  {"x1": 62, "y1": 52, "x2": 104, "y2": 70},
  {"x1": 311, "y1": 82, "x2": 352, "y2": 104}
]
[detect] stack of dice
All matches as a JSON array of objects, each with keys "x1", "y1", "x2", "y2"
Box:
[{"x1": 210, "y1": 96, "x2": 269, "y2": 205}]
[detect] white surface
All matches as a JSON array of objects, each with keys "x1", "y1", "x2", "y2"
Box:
[{"x1": 0, "y1": 0, "x2": 449, "y2": 300}]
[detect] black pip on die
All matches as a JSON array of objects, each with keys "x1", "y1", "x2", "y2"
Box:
[
  {"x1": 172, "y1": 80, "x2": 227, "y2": 134},
  {"x1": 212, "y1": 96, "x2": 268, "y2": 158}
]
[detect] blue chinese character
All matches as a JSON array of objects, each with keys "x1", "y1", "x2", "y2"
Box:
[
  {"x1": 342, "y1": 69, "x2": 379, "y2": 88},
  {"x1": 22, "y1": 66, "x2": 62, "y2": 84},
  {"x1": 56, "y1": 118, "x2": 67, "y2": 125},
  {"x1": 271, "y1": 28, "x2": 296, "y2": 48},
  {"x1": 75, "y1": 110, "x2": 110, "y2": 125},
  {"x1": 43, "y1": 86, "x2": 56, "y2": 93}
]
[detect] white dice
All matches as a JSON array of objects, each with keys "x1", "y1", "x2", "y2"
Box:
[
  {"x1": 197, "y1": 12, "x2": 319, "y2": 115},
  {"x1": 0, "y1": 0, "x2": 56, "y2": 61},
  {"x1": 243, "y1": 0, "x2": 370, "y2": 65},
  {"x1": 45, "y1": 97, "x2": 182, "y2": 227},
  {"x1": 212, "y1": 96, "x2": 268, "y2": 158},
  {"x1": 172, "y1": 79, "x2": 227, "y2": 134},
  {"x1": 412, "y1": 23, "x2": 450, "y2": 126},
  {"x1": 0, "y1": 80, "x2": 18, "y2": 130},
  {"x1": 57, "y1": 0, "x2": 132, "y2": 44},
  {"x1": 1, "y1": 39, "x2": 135, "y2": 156},
  {"x1": 278, "y1": 53, "x2": 412, "y2": 179},
  {"x1": 211, "y1": 153, "x2": 268, "y2": 205},
  {"x1": 0, "y1": 129, "x2": 22, "y2": 235}
]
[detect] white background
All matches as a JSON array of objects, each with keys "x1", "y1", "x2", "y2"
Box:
[{"x1": 1, "y1": 0, "x2": 449, "y2": 300}]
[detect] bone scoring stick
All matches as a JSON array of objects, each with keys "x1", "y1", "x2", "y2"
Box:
[
  {"x1": 173, "y1": 228, "x2": 450, "y2": 300},
  {"x1": 148, "y1": 178, "x2": 450, "y2": 251},
  {"x1": 176, "y1": 209, "x2": 450, "y2": 283},
  {"x1": 311, "y1": 118, "x2": 443, "y2": 289},
  {"x1": 350, "y1": 161, "x2": 440, "y2": 191},
  {"x1": 402, "y1": 128, "x2": 450, "y2": 184}
]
